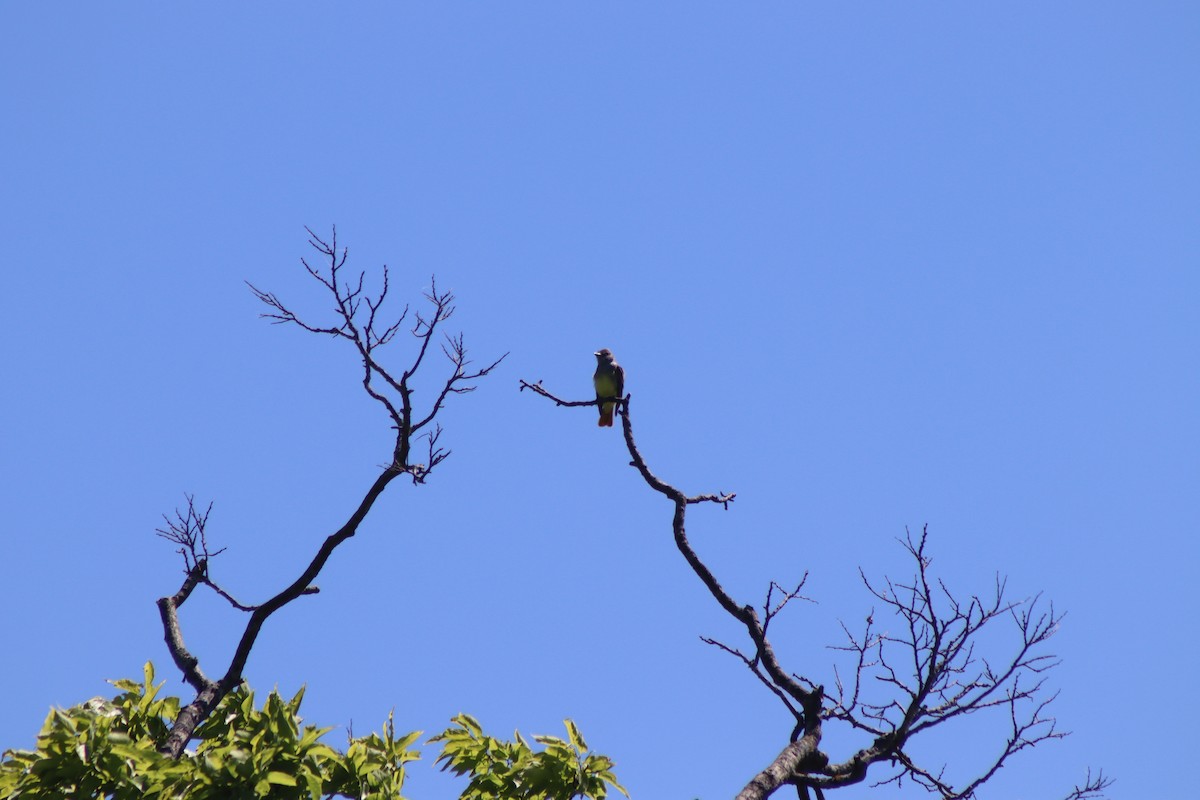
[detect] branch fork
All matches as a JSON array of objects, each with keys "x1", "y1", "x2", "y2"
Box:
[
  {"x1": 154, "y1": 229, "x2": 503, "y2": 757},
  {"x1": 521, "y1": 375, "x2": 1108, "y2": 800}
]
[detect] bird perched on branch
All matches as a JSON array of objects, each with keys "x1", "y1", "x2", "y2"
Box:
[{"x1": 593, "y1": 348, "x2": 625, "y2": 427}]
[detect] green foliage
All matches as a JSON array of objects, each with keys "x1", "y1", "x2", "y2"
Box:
[
  {"x1": 0, "y1": 663, "x2": 417, "y2": 799},
  {"x1": 0, "y1": 662, "x2": 189, "y2": 800},
  {"x1": 430, "y1": 714, "x2": 628, "y2": 800},
  {"x1": 0, "y1": 665, "x2": 624, "y2": 800}
]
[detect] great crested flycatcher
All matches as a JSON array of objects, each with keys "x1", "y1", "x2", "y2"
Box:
[{"x1": 593, "y1": 348, "x2": 625, "y2": 427}]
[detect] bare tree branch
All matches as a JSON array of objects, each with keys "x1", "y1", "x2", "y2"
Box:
[
  {"x1": 248, "y1": 227, "x2": 507, "y2": 472},
  {"x1": 1062, "y1": 769, "x2": 1114, "y2": 800},
  {"x1": 521, "y1": 380, "x2": 819, "y2": 800},
  {"x1": 518, "y1": 378, "x2": 608, "y2": 410},
  {"x1": 155, "y1": 496, "x2": 277, "y2": 612},
  {"x1": 155, "y1": 228, "x2": 503, "y2": 757},
  {"x1": 155, "y1": 495, "x2": 225, "y2": 570},
  {"x1": 521, "y1": 370, "x2": 1105, "y2": 800}
]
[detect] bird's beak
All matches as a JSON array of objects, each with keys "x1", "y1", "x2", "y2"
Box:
[{"x1": 593, "y1": 351, "x2": 602, "y2": 356}]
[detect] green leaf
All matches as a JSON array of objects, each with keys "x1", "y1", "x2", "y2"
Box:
[
  {"x1": 565, "y1": 719, "x2": 588, "y2": 752},
  {"x1": 266, "y1": 769, "x2": 298, "y2": 786}
]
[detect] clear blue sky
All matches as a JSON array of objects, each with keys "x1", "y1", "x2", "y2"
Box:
[{"x1": 2, "y1": 4, "x2": 1196, "y2": 799}]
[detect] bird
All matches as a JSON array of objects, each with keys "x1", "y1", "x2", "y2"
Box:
[{"x1": 593, "y1": 348, "x2": 625, "y2": 427}]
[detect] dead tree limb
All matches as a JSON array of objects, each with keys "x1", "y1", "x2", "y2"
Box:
[
  {"x1": 522, "y1": 375, "x2": 1109, "y2": 800},
  {"x1": 155, "y1": 228, "x2": 505, "y2": 758}
]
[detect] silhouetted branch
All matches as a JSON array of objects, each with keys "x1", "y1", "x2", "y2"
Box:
[
  {"x1": 1062, "y1": 769, "x2": 1114, "y2": 800},
  {"x1": 522, "y1": 367, "x2": 1103, "y2": 800},
  {"x1": 521, "y1": 377, "x2": 814, "y2": 800},
  {"x1": 700, "y1": 635, "x2": 802, "y2": 719},
  {"x1": 813, "y1": 526, "x2": 1079, "y2": 797},
  {"x1": 155, "y1": 495, "x2": 281, "y2": 612},
  {"x1": 248, "y1": 227, "x2": 506, "y2": 473},
  {"x1": 156, "y1": 229, "x2": 502, "y2": 758},
  {"x1": 518, "y1": 378, "x2": 609, "y2": 409},
  {"x1": 155, "y1": 495, "x2": 225, "y2": 571}
]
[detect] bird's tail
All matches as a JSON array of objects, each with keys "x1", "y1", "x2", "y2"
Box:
[{"x1": 598, "y1": 404, "x2": 614, "y2": 427}]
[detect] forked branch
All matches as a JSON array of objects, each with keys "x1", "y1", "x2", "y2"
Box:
[
  {"x1": 156, "y1": 229, "x2": 503, "y2": 758},
  {"x1": 522, "y1": 371, "x2": 1105, "y2": 800},
  {"x1": 250, "y1": 226, "x2": 506, "y2": 474}
]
